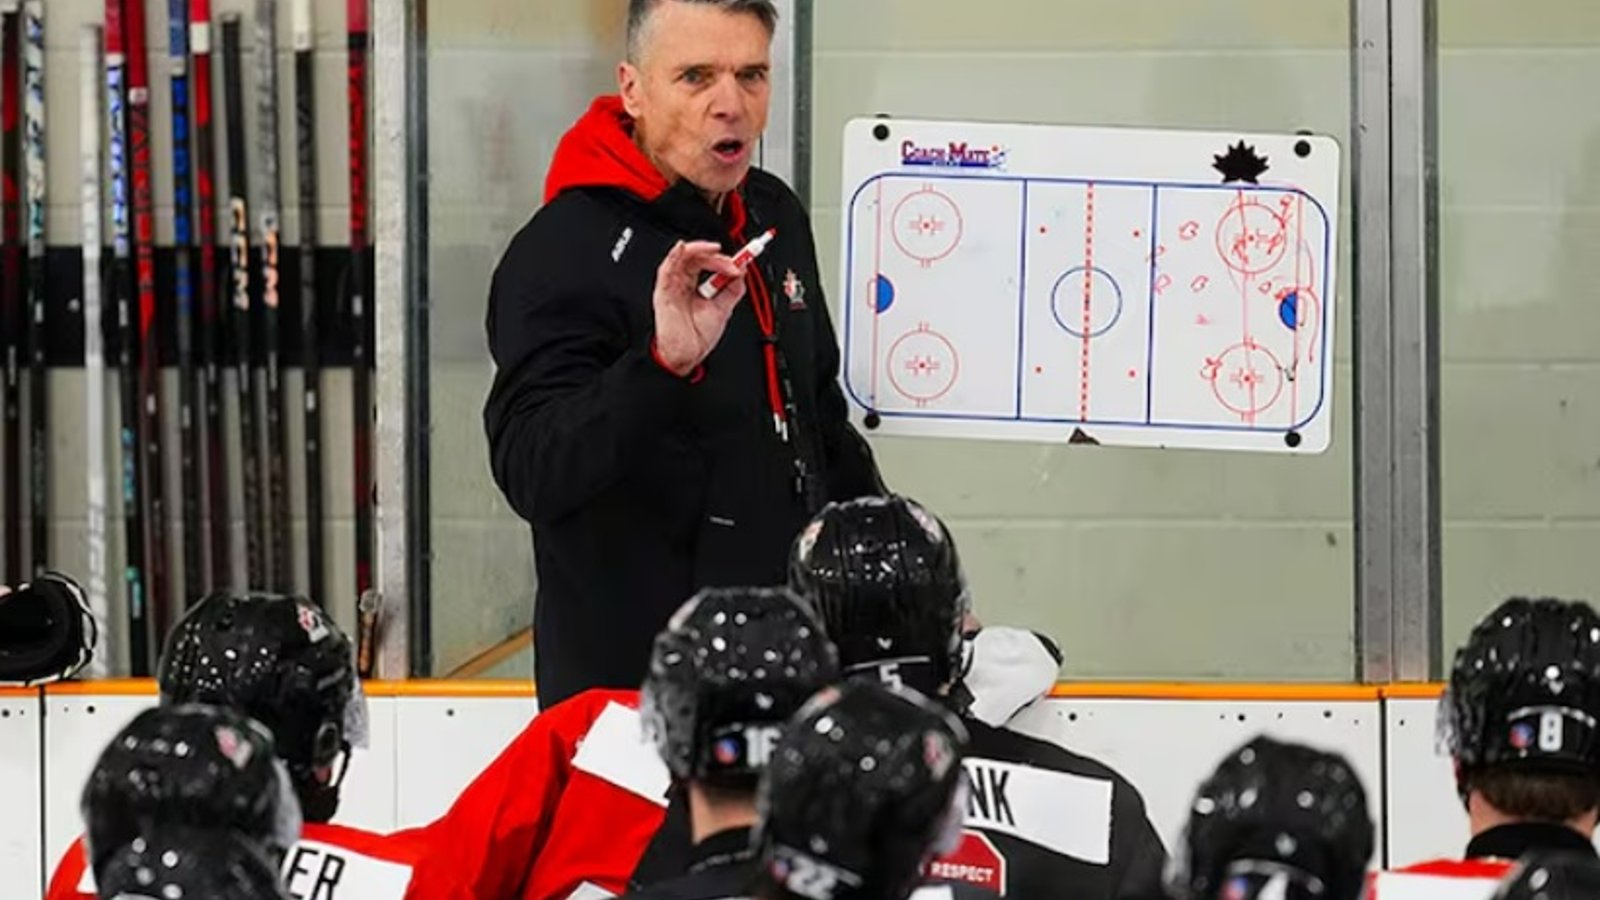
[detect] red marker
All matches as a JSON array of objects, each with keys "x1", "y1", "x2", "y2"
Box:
[{"x1": 699, "y1": 227, "x2": 776, "y2": 299}]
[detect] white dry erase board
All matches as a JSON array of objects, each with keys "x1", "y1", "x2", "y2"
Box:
[{"x1": 837, "y1": 117, "x2": 1341, "y2": 453}]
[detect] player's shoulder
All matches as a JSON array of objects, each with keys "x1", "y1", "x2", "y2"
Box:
[
  {"x1": 496, "y1": 190, "x2": 633, "y2": 286},
  {"x1": 963, "y1": 716, "x2": 1124, "y2": 781},
  {"x1": 622, "y1": 866, "x2": 753, "y2": 900},
  {"x1": 299, "y1": 822, "x2": 423, "y2": 865},
  {"x1": 1389, "y1": 858, "x2": 1513, "y2": 880},
  {"x1": 45, "y1": 834, "x2": 91, "y2": 900},
  {"x1": 542, "y1": 687, "x2": 641, "y2": 723}
]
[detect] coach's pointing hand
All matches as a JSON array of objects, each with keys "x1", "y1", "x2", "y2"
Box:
[{"x1": 652, "y1": 240, "x2": 747, "y2": 377}]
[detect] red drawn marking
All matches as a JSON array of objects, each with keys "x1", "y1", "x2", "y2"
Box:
[
  {"x1": 1216, "y1": 198, "x2": 1289, "y2": 276},
  {"x1": 1257, "y1": 279, "x2": 1275, "y2": 295},
  {"x1": 1179, "y1": 220, "x2": 1201, "y2": 241},
  {"x1": 1080, "y1": 183, "x2": 1095, "y2": 421},
  {"x1": 1205, "y1": 339, "x2": 1285, "y2": 418},
  {"x1": 1145, "y1": 244, "x2": 1168, "y2": 265},
  {"x1": 1154, "y1": 273, "x2": 1173, "y2": 295},
  {"x1": 1034, "y1": 365, "x2": 1044, "y2": 374},
  {"x1": 1128, "y1": 368, "x2": 1138, "y2": 379},
  {"x1": 1039, "y1": 225, "x2": 1048, "y2": 234},
  {"x1": 1234, "y1": 190, "x2": 1257, "y2": 423},
  {"x1": 1196, "y1": 313, "x2": 1212, "y2": 326},
  {"x1": 1292, "y1": 190, "x2": 1306, "y2": 424},
  {"x1": 1132, "y1": 228, "x2": 1142, "y2": 239},
  {"x1": 1191, "y1": 275, "x2": 1209, "y2": 293}
]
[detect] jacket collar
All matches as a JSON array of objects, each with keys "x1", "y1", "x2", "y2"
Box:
[{"x1": 1465, "y1": 822, "x2": 1598, "y2": 861}]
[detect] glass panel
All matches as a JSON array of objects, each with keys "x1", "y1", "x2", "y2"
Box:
[
  {"x1": 810, "y1": 0, "x2": 1355, "y2": 679},
  {"x1": 424, "y1": 3, "x2": 625, "y2": 677},
  {"x1": 1438, "y1": 3, "x2": 1600, "y2": 655}
]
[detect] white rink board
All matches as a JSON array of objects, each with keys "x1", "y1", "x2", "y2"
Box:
[
  {"x1": 839, "y1": 117, "x2": 1340, "y2": 453},
  {"x1": 394, "y1": 695, "x2": 537, "y2": 829},
  {"x1": 22, "y1": 691, "x2": 1600, "y2": 883},
  {"x1": 0, "y1": 694, "x2": 42, "y2": 899},
  {"x1": 1384, "y1": 697, "x2": 1471, "y2": 867},
  {"x1": 1009, "y1": 697, "x2": 1382, "y2": 863},
  {"x1": 41, "y1": 694, "x2": 154, "y2": 877}
]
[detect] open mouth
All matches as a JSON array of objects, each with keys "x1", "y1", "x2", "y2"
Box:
[{"x1": 712, "y1": 139, "x2": 747, "y2": 162}]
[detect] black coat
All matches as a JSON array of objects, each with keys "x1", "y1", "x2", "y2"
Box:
[{"x1": 484, "y1": 102, "x2": 879, "y2": 707}]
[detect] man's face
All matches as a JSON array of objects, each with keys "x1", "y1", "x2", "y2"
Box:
[{"x1": 619, "y1": 2, "x2": 772, "y2": 198}]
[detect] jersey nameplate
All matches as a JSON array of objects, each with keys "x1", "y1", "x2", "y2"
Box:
[
  {"x1": 962, "y1": 757, "x2": 1113, "y2": 863},
  {"x1": 571, "y1": 702, "x2": 672, "y2": 807},
  {"x1": 1371, "y1": 872, "x2": 1503, "y2": 900},
  {"x1": 281, "y1": 840, "x2": 413, "y2": 900}
]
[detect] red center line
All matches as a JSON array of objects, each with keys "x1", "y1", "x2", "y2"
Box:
[
  {"x1": 871, "y1": 179, "x2": 883, "y2": 405},
  {"x1": 1233, "y1": 191, "x2": 1256, "y2": 425},
  {"x1": 1291, "y1": 192, "x2": 1305, "y2": 426},
  {"x1": 1079, "y1": 183, "x2": 1095, "y2": 421}
]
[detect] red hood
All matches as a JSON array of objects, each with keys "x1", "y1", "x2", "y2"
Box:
[
  {"x1": 543, "y1": 95, "x2": 671, "y2": 205},
  {"x1": 542, "y1": 95, "x2": 750, "y2": 234}
]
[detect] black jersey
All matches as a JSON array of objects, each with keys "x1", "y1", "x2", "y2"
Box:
[
  {"x1": 928, "y1": 719, "x2": 1167, "y2": 900},
  {"x1": 621, "y1": 828, "x2": 999, "y2": 900}
]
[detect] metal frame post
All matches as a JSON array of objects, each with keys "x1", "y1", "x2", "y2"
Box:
[
  {"x1": 373, "y1": 0, "x2": 432, "y2": 677},
  {"x1": 1351, "y1": 0, "x2": 1440, "y2": 683},
  {"x1": 1388, "y1": 0, "x2": 1441, "y2": 680}
]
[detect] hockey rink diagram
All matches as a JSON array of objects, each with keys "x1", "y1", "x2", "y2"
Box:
[{"x1": 844, "y1": 173, "x2": 1334, "y2": 446}]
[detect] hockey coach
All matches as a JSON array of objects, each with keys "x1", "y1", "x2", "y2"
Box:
[{"x1": 483, "y1": 0, "x2": 882, "y2": 708}]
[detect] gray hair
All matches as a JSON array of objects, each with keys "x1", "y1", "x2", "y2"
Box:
[{"x1": 626, "y1": 0, "x2": 779, "y2": 62}]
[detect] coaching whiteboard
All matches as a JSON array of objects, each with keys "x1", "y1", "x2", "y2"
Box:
[{"x1": 838, "y1": 117, "x2": 1341, "y2": 453}]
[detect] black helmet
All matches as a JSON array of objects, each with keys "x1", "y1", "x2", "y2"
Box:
[
  {"x1": 755, "y1": 680, "x2": 970, "y2": 900},
  {"x1": 787, "y1": 496, "x2": 969, "y2": 694},
  {"x1": 0, "y1": 571, "x2": 98, "y2": 685},
  {"x1": 157, "y1": 592, "x2": 365, "y2": 823},
  {"x1": 1169, "y1": 736, "x2": 1374, "y2": 900},
  {"x1": 1491, "y1": 853, "x2": 1600, "y2": 900},
  {"x1": 81, "y1": 704, "x2": 301, "y2": 881},
  {"x1": 1440, "y1": 598, "x2": 1600, "y2": 778},
  {"x1": 641, "y1": 586, "x2": 839, "y2": 787},
  {"x1": 96, "y1": 826, "x2": 289, "y2": 900}
]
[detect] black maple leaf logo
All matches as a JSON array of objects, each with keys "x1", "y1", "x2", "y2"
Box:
[{"x1": 1213, "y1": 141, "x2": 1270, "y2": 184}]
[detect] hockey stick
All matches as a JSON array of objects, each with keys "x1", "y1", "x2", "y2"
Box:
[
  {"x1": 222, "y1": 14, "x2": 265, "y2": 590},
  {"x1": 190, "y1": 0, "x2": 229, "y2": 593},
  {"x1": 255, "y1": 0, "x2": 291, "y2": 593},
  {"x1": 22, "y1": 0, "x2": 44, "y2": 577},
  {"x1": 126, "y1": 0, "x2": 172, "y2": 638},
  {"x1": 348, "y1": 0, "x2": 377, "y2": 676},
  {"x1": 82, "y1": 23, "x2": 110, "y2": 676},
  {"x1": 293, "y1": 0, "x2": 325, "y2": 604},
  {"x1": 168, "y1": 0, "x2": 203, "y2": 604},
  {"x1": 2, "y1": 8, "x2": 20, "y2": 586},
  {"x1": 107, "y1": 0, "x2": 151, "y2": 674}
]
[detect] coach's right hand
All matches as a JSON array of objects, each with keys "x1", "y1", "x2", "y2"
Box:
[{"x1": 651, "y1": 240, "x2": 748, "y2": 377}]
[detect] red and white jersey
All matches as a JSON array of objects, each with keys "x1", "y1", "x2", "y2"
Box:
[
  {"x1": 46, "y1": 822, "x2": 422, "y2": 900},
  {"x1": 403, "y1": 689, "x2": 671, "y2": 900},
  {"x1": 1366, "y1": 859, "x2": 1513, "y2": 900}
]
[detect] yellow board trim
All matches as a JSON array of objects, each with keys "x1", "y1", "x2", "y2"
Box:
[{"x1": 35, "y1": 679, "x2": 1447, "y2": 701}]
